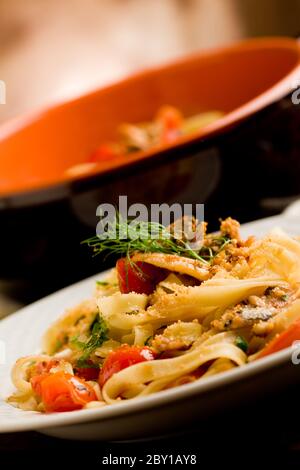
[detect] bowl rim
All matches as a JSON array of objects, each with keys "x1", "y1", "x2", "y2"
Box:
[{"x1": 0, "y1": 36, "x2": 300, "y2": 203}]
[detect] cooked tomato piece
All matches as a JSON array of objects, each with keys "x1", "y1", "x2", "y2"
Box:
[
  {"x1": 99, "y1": 345, "x2": 156, "y2": 387},
  {"x1": 257, "y1": 318, "x2": 300, "y2": 359},
  {"x1": 116, "y1": 258, "x2": 166, "y2": 294},
  {"x1": 156, "y1": 105, "x2": 183, "y2": 130},
  {"x1": 31, "y1": 373, "x2": 50, "y2": 398},
  {"x1": 31, "y1": 371, "x2": 96, "y2": 412},
  {"x1": 156, "y1": 105, "x2": 183, "y2": 144},
  {"x1": 89, "y1": 143, "x2": 120, "y2": 162},
  {"x1": 74, "y1": 362, "x2": 100, "y2": 381}
]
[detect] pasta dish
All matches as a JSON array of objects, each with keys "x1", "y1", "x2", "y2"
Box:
[{"x1": 8, "y1": 217, "x2": 300, "y2": 413}]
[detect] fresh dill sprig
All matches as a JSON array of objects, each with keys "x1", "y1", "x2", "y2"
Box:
[
  {"x1": 71, "y1": 314, "x2": 109, "y2": 364},
  {"x1": 82, "y1": 214, "x2": 231, "y2": 264},
  {"x1": 199, "y1": 235, "x2": 231, "y2": 260}
]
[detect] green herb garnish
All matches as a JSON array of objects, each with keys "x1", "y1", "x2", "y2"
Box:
[
  {"x1": 235, "y1": 335, "x2": 248, "y2": 353},
  {"x1": 281, "y1": 294, "x2": 289, "y2": 302},
  {"x1": 53, "y1": 335, "x2": 68, "y2": 352},
  {"x1": 54, "y1": 339, "x2": 63, "y2": 353},
  {"x1": 96, "y1": 280, "x2": 118, "y2": 287},
  {"x1": 144, "y1": 336, "x2": 153, "y2": 346},
  {"x1": 71, "y1": 314, "x2": 109, "y2": 363},
  {"x1": 75, "y1": 359, "x2": 100, "y2": 369},
  {"x1": 96, "y1": 281, "x2": 109, "y2": 286},
  {"x1": 83, "y1": 214, "x2": 231, "y2": 264},
  {"x1": 160, "y1": 285, "x2": 176, "y2": 294}
]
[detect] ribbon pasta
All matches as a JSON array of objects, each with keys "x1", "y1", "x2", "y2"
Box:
[{"x1": 7, "y1": 225, "x2": 300, "y2": 413}]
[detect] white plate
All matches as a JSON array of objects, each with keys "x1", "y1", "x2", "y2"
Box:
[{"x1": 1, "y1": 213, "x2": 300, "y2": 440}]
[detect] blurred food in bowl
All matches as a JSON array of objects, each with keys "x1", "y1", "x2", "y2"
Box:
[{"x1": 66, "y1": 106, "x2": 224, "y2": 176}]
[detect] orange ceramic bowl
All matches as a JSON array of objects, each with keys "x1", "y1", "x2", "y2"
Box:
[
  {"x1": 1, "y1": 37, "x2": 300, "y2": 296},
  {"x1": 0, "y1": 36, "x2": 299, "y2": 197}
]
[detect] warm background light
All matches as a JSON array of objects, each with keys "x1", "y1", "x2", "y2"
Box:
[{"x1": 0, "y1": 0, "x2": 299, "y2": 123}]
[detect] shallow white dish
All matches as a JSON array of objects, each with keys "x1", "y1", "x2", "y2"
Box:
[{"x1": 1, "y1": 213, "x2": 300, "y2": 440}]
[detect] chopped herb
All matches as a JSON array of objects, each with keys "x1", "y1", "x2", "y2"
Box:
[
  {"x1": 96, "y1": 280, "x2": 118, "y2": 287},
  {"x1": 83, "y1": 214, "x2": 231, "y2": 265},
  {"x1": 71, "y1": 314, "x2": 109, "y2": 363},
  {"x1": 53, "y1": 335, "x2": 68, "y2": 352},
  {"x1": 160, "y1": 285, "x2": 175, "y2": 294},
  {"x1": 74, "y1": 315, "x2": 85, "y2": 326},
  {"x1": 54, "y1": 339, "x2": 63, "y2": 353},
  {"x1": 281, "y1": 294, "x2": 289, "y2": 301},
  {"x1": 96, "y1": 280, "x2": 109, "y2": 286},
  {"x1": 144, "y1": 336, "x2": 153, "y2": 346},
  {"x1": 125, "y1": 309, "x2": 140, "y2": 315},
  {"x1": 75, "y1": 359, "x2": 100, "y2": 369},
  {"x1": 70, "y1": 335, "x2": 84, "y2": 349},
  {"x1": 235, "y1": 336, "x2": 248, "y2": 353}
]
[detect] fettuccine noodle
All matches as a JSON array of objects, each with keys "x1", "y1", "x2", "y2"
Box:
[{"x1": 7, "y1": 218, "x2": 300, "y2": 413}]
